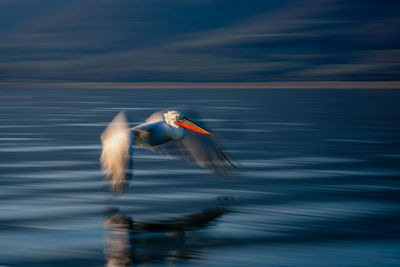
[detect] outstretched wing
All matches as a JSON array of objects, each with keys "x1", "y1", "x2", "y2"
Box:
[
  {"x1": 100, "y1": 111, "x2": 132, "y2": 192},
  {"x1": 147, "y1": 109, "x2": 237, "y2": 175}
]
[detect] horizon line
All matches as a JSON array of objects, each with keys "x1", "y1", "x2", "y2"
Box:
[{"x1": 1, "y1": 81, "x2": 400, "y2": 89}]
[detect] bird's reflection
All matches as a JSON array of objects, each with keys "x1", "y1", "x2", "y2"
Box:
[{"x1": 104, "y1": 207, "x2": 229, "y2": 266}]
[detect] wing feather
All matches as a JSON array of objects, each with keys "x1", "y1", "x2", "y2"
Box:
[
  {"x1": 147, "y1": 109, "x2": 237, "y2": 175},
  {"x1": 100, "y1": 111, "x2": 132, "y2": 192}
]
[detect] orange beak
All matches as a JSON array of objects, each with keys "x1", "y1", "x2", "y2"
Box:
[{"x1": 175, "y1": 118, "x2": 214, "y2": 136}]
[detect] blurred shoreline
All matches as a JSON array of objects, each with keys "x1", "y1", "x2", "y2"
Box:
[{"x1": 1, "y1": 81, "x2": 400, "y2": 90}]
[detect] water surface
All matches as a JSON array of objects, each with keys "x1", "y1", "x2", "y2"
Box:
[{"x1": 0, "y1": 89, "x2": 399, "y2": 266}]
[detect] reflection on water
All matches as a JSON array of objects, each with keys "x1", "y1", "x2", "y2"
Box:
[
  {"x1": 104, "y1": 207, "x2": 229, "y2": 266},
  {"x1": 0, "y1": 89, "x2": 399, "y2": 266}
]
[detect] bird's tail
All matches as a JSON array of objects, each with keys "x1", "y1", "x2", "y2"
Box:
[{"x1": 100, "y1": 111, "x2": 132, "y2": 192}]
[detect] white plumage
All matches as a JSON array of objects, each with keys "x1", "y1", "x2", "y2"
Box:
[{"x1": 100, "y1": 111, "x2": 131, "y2": 192}]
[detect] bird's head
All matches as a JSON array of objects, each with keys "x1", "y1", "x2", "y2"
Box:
[{"x1": 163, "y1": 110, "x2": 214, "y2": 135}]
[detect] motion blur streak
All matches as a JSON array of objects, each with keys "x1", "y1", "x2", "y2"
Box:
[
  {"x1": 0, "y1": 0, "x2": 399, "y2": 84},
  {"x1": 0, "y1": 89, "x2": 399, "y2": 266}
]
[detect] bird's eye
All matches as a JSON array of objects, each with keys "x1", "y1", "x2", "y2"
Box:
[{"x1": 177, "y1": 115, "x2": 183, "y2": 121}]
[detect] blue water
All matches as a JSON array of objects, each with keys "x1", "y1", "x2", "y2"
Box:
[{"x1": 0, "y1": 89, "x2": 399, "y2": 266}]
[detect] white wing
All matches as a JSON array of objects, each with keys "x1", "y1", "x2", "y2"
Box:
[{"x1": 100, "y1": 111, "x2": 132, "y2": 192}]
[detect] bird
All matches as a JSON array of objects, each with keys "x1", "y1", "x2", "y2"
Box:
[{"x1": 100, "y1": 109, "x2": 236, "y2": 192}]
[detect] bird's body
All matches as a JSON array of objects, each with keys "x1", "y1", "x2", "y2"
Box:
[
  {"x1": 132, "y1": 121, "x2": 185, "y2": 147},
  {"x1": 100, "y1": 109, "x2": 236, "y2": 192}
]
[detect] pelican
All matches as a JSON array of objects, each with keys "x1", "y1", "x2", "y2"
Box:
[{"x1": 100, "y1": 109, "x2": 236, "y2": 192}]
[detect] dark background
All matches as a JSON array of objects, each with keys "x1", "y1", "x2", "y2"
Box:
[{"x1": 1, "y1": 0, "x2": 399, "y2": 83}]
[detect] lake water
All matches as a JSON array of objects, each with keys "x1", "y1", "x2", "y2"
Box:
[{"x1": 0, "y1": 89, "x2": 399, "y2": 266}]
